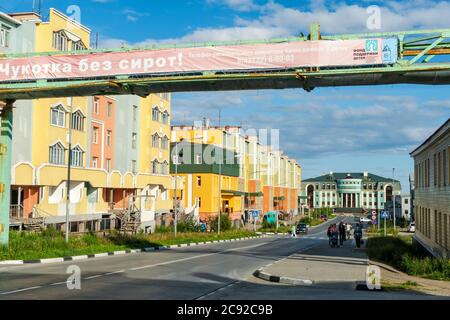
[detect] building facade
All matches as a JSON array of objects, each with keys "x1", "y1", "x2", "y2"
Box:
[
  {"x1": 171, "y1": 121, "x2": 302, "y2": 224},
  {"x1": 302, "y1": 171, "x2": 401, "y2": 213},
  {"x1": 410, "y1": 118, "x2": 449, "y2": 257},
  {"x1": 4, "y1": 9, "x2": 173, "y2": 233}
]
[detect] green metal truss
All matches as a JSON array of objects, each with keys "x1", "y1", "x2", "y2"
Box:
[{"x1": 0, "y1": 24, "x2": 449, "y2": 99}]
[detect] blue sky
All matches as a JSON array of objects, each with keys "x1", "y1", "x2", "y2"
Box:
[{"x1": 2, "y1": 0, "x2": 450, "y2": 189}]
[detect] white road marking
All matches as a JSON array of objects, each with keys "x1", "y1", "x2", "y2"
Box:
[
  {"x1": 129, "y1": 242, "x2": 269, "y2": 271},
  {"x1": 0, "y1": 286, "x2": 42, "y2": 295},
  {"x1": 104, "y1": 270, "x2": 125, "y2": 276},
  {"x1": 84, "y1": 274, "x2": 103, "y2": 280},
  {"x1": 50, "y1": 281, "x2": 68, "y2": 286}
]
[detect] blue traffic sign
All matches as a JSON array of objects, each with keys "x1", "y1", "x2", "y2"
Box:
[
  {"x1": 381, "y1": 211, "x2": 389, "y2": 219},
  {"x1": 251, "y1": 210, "x2": 260, "y2": 218}
]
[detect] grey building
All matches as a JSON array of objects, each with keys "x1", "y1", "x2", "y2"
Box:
[{"x1": 410, "y1": 118, "x2": 449, "y2": 257}]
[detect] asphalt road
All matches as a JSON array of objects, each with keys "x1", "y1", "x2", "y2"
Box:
[{"x1": 0, "y1": 217, "x2": 443, "y2": 300}]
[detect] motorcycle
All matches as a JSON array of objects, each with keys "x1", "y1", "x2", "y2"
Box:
[{"x1": 329, "y1": 233, "x2": 339, "y2": 248}]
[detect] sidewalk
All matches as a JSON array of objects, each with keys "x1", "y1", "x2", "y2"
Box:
[{"x1": 255, "y1": 237, "x2": 368, "y2": 289}]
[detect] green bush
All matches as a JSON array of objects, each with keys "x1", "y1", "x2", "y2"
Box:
[
  {"x1": 262, "y1": 219, "x2": 275, "y2": 229},
  {"x1": 366, "y1": 236, "x2": 450, "y2": 281},
  {"x1": 208, "y1": 214, "x2": 232, "y2": 232}
]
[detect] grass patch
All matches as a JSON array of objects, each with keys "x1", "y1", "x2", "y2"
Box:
[
  {"x1": 382, "y1": 281, "x2": 421, "y2": 292},
  {"x1": 0, "y1": 228, "x2": 256, "y2": 261},
  {"x1": 366, "y1": 236, "x2": 450, "y2": 281}
]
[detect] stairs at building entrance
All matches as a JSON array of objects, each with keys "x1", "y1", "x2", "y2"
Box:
[{"x1": 112, "y1": 203, "x2": 142, "y2": 234}]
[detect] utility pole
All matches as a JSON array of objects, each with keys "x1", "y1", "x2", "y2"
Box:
[
  {"x1": 173, "y1": 142, "x2": 178, "y2": 237},
  {"x1": 217, "y1": 151, "x2": 221, "y2": 235},
  {"x1": 392, "y1": 168, "x2": 396, "y2": 231},
  {"x1": 65, "y1": 97, "x2": 73, "y2": 243}
]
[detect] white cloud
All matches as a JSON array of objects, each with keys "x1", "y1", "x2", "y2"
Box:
[
  {"x1": 99, "y1": 1, "x2": 450, "y2": 47},
  {"x1": 206, "y1": 0, "x2": 261, "y2": 12}
]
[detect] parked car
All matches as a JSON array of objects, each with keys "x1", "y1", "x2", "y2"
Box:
[
  {"x1": 360, "y1": 217, "x2": 371, "y2": 223},
  {"x1": 296, "y1": 223, "x2": 308, "y2": 234},
  {"x1": 408, "y1": 222, "x2": 416, "y2": 233}
]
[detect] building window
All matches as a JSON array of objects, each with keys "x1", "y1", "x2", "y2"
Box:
[
  {"x1": 132, "y1": 133, "x2": 137, "y2": 149},
  {"x1": 93, "y1": 97, "x2": 99, "y2": 114},
  {"x1": 196, "y1": 176, "x2": 201, "y2": 187},
  {"x1": 152, "y1": 159, "x2": 159, "y2": 174},
  {"x1": 72, "y1": 40, "x2": 86, "y2": 51},
  {"x1": 131, "y1": 160, "x2": 137, "y2": 174},
  {"x1": 161, "y1": 161, "x2": 168, "y2": 175},
  {"x1": 107, "y1": 102, "x2": 112, "y2": 117},
  {"x1": 92, "y1": 157, "x2": 98, "y2": 168},
  {"x1": 49, "y1": 143, "x2": 66, "y2": 165},
  {"x1": 162, "y1": 111, "x2": 169, "y2": 124},
  {"x1": 152, "y1": 107, "x2": 159, "y2": 121},
  {"x1": 0, "y1": 25, "x2": 10, "y2": 47},
  {"x1": 106, "y1": 159, "x2": 111, "y2": 172},
  {"x1": 71, "y1": 110, "x2": 85, "y2": 131},
  {"x1": 197, "y1": 197, "x2": 201, "y2": 208},
  {"x1": 92, "y1": 126, "x2": 99, "y2": 144},
  {"x1": 132, "y1": 105, "x2": 138, "y2": 121},
  {"x1": 51, "y1": 105, "x2": 66, "y2": 127},
  {"x1": 152, "y1": 133, "x2": 160, "y2": 148},
  {"x1": 404, "y1": 198, "x2": 409, "y2": 204},
  {"x1": 71, "y1": 146, "x2": 83, "y2": 167},
  {"x1": 161, "y1": 136, "x2": 169, "y2": 150},
  {"x1": 52, "y1": 31, "x2": 68, "y2": 51},
  {"x1": 106, "y1": 130, "x2": 112, "y2": 146}
]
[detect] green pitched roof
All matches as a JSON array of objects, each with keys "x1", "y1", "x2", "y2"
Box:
[{"x1": 303, "y1": 172, "x2": 400, "y2": 184}]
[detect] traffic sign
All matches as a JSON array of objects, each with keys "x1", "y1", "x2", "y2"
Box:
[
  {"x1": 381, "y1": 211, "x2": 389, "y2": 219},
  {"x1": 251, "y1": 210, "x2": 259, "y2": 218}
]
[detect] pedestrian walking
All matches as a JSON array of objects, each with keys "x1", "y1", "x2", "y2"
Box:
[
  {"x1": 354, "y1": 223, "x2": 363, "y2": 248},
  {"x1": 338, "y1": 221, "x2": 346, "y2": 245},
  {"x1": 346, "y1": 223, "x2": 352, "y2": 239}
]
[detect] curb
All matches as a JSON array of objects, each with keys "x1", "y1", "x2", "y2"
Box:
[
  {"x1": 354, "y1": 281, "x2": 383, "y2": 291},
  {"x1": 0, "y1": 235, "x2": 265, "y2": 265},
  {"x1": 253, "y1": 269, "x2": 314, "y2": 286}
]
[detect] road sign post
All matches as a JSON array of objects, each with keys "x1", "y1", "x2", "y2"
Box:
[{"x1": 380, "y1": 211, "x2": 389, "y2": 237}]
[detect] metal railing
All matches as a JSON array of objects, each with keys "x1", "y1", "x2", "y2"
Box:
[{"x1": 10, "y1": 204, "x2": 23, "y2": 218}]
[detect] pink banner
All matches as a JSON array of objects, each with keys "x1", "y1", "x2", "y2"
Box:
[{"x1": 0, "y1": 39, "x2": 385, "y2": 82}]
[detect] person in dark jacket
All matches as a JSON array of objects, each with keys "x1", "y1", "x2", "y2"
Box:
[{"x1": 338, "y1": 221, "x2": 346, "y2": 245}]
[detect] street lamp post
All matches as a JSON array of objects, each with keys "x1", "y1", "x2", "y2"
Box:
[
  {"x1": 392, "y1": 168, "x2": 396, "y2": 231},
  {"x1": 65, "y1": 97, "x2": 73, "y2": 243},
  {"x1": 173, "y1": 142, "x2": 178, "y2": 237}
]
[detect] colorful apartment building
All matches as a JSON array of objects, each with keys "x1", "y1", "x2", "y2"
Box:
[
  {"x1": 171, "y1": 120, "x2": 302, "y2": 224},
  {"x1": 4, "y1": 9, "x2": 173, "y2": 233}
]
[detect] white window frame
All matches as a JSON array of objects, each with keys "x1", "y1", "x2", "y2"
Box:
[
  {"x1": 92, "y1": 126, "x2": 99, "y2": 144},
  {"x1": 0, "y1": 25, "x2": 10, "y2": 48},
  {"x1": 52, "y1": 31, "x2": 68, "y2": 51},
  {"x1": 71, "y1": 110, "x2": 85, "y2": 131},
  {"x1": 49, "y1": 142, "x2": 66, "y2": 165},
  {"x1": 92, "y1": 157, "x2": 98, "y2": 168},
  {"x1": 132, "y1": 132, "x2": 137, "y2": 149},
  {"x1": 161, "y1": 136, "x2": 169, "y2": 149},
  {"x1": 152, "y1": 133, "x2": 160, "y2": 148},
  {"x1": 152, "y1": 107, "x2": 159, "y2": 121},
  {"x1": 51, "y1": 105, "x2": 66, "y2": 127},
  {"x1": 106, "y1": 130, "x2": 112, "y2": 146},
  {"x1": 71, "y1": 146, "x2": 84, "y2": 167},
  {"x1": 152, "y1": 159, "x2": 159, "y2": 174},
  {"x1": 106, "y1": 159, "x2": 111, "y2": 172},
  {"x1": 93, "y1": 97, "x2": 99, "y2": 114}
]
